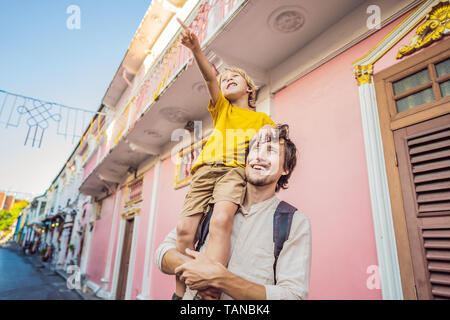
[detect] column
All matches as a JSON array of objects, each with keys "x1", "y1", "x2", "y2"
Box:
[{"x1": 355, "y1": 64, "x2": 403, "y2": 300}]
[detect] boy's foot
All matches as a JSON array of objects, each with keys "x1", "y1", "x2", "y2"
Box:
[{"x1": 171, "y1": 293, "x2": 182, "y2": 300}]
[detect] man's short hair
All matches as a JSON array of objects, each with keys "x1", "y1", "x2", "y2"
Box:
[
  {"x1": 248, "y1": 124, "x2": 298, "y2": 192},
  {"x1": 274, "y1": 124, "x2": 297, "y2": 192}
]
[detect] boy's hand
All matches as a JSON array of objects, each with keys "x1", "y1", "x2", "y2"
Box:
[
  {"x1": 177, "y1": 17, "x2": 201, "y2": 52},
  {"x1": 176, "y1": 17, "x2": 220, "y2": 104}
]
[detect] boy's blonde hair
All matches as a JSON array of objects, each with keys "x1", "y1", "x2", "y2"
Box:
[{"x1": 218, "y1": 67, "x2": 258, "y2": 108}]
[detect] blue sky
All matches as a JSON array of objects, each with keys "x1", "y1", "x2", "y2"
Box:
[{"x1": 0, "y1": 0, "x2": 151, "y2": 197}]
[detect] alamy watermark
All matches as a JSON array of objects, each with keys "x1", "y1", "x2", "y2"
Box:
[
  {"x1": 66, "y1": 5, "x2": 81, "y2": 30},
  {"x1": 366, "y1": 265, "x2": 381, "y2": 290},
  {"x1": 66, "y1": 265, "x2": 81, "y2": 290},
  {"x1": 366, "y1": 5, "x2": 381, "y2": 30}
]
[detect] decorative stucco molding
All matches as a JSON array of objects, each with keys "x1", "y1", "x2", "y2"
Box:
[{"x1": 397, "y1": 1, "x2": 450, "y2": 59}]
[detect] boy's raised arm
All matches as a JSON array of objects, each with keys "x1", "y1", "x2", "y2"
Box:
[{"x1": 177, "y1": 17, "x2": 220, "y2": 105}]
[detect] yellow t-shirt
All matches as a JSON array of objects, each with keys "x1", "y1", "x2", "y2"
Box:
[{"x1": 191, "y1": 92, "x2": 276, "y2": 174}]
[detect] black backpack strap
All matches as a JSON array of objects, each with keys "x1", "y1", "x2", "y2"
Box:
[
  {"x1": 194, "y1": 201, "x2": 297, "y2": 285},
  {"x1": 195, "y1": 205, "x2": 214, "y2": 251},
  {"x1": 273, "y1": 201, "x2": 297, "y2": 284}
]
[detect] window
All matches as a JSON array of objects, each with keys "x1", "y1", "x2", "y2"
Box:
[
  {"x1": 391, "y1": 57, "x2": 450, "y2": 114},
  {"x1": 122, "y1": 178, "x2": 144, "y2": 219},
  {"x1": 436, "y1": 58, "x2": 450, "y2": 97},
  {"x1": 126, "y1": 178, "x2": 143, "y2": 205},
  {"x1": 39, "y1": 202, "x2": 47, "y2": 216}
]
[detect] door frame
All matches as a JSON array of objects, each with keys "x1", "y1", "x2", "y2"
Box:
[
  {"x1": 116, "y1": 217, "x2": 135, "y2": 300},
  {"x1": 112, "y1": 212, "x2": 140, "y2": 300},
  {"x1": 373, "y1": 37, "x2": 450, "y2": 299}
]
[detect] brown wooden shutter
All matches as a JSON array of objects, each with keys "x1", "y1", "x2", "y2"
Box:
[
  {"x1": 394, "y1": 113, "x2": 450, "y2": 299},
  {"x1": 116, "y1": 218, "x2": 135, "y2": 300}
]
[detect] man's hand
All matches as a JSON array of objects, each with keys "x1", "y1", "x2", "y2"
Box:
[
  {"x1": 176, "y1": 249, "x2": 267, "y2": 300},
  {"x1": 197, "y1": 287, "x2": 222, "y2": 300},
  {"x1": 175, "y1": 248, "x2": 227, "y2": 291},
  {"x1": 177, "y1": 17, "x2": 201, "y2": 52}
]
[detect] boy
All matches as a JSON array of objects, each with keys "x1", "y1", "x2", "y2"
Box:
[{"x1": 174, "y1": 18, "x2": 275, "y2": 299}]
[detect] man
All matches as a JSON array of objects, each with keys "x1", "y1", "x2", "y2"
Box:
[{"x1": 154, "y1": 124, "x2": 311, "y2": 300}]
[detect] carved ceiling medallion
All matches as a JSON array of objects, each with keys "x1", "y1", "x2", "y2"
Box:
[
  {"x1": 159, "y1": 107, "x2": 189, "y2": 123},
  {"x1": 268, "y1": 6, "x2": 306, "y2": 34}
]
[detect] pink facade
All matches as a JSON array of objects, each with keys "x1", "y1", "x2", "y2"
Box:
[
  {"x1": 268, "y1": 11, "x2": 424, "y2": 299},
  {"x1": 129, "y1": 168, "x2": 155, "y2": 300},
  {"x1": 86, "y1": 193, "x2": 116, "y2": 284},
  {"x1": 149, "y1": 158, "x2": 188, "y2": 299},
  {"x1": 107, "y1": 187, "x2": 126, "y2": 291},
  {"x1": 80, "y1": 1, "x2": 448, "y2": 300},
  {"x1": 273, "y1": 45, "x2": 379, "y2": 299},
  {"x1": 84, "y1": 18, "x2": 394, "y2": 299}
]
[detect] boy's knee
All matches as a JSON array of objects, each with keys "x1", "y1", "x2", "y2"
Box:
[{"x1": 176, "y1": 218, "x2": 194, "y2": 240}]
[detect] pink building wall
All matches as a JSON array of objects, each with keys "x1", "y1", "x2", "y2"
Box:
[
  {"x1": 273, "y1": 61, "x2": 379, "y2": 299},
  {"x1": 149, "y1": 158, "x2": 188, "y2": 299},
  {"x1": 87, "y1": 193, "x2": 116, "y2": 285},
  {"x1": 107, "y1": 187, "x2": 126, "y2": 292},
  {"x1": 130, "y1": 168, "x2": 155, "y2": 299},
  {"x1": 85, "y1": 9, "x2": 429, "y2": 300},
  {"x1": 271, "y1": 12, "x2": 418, "y2": 299}
]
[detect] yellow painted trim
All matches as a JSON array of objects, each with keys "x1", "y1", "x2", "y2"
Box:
[
  {"x1": 121, "y1": 208, "x2": 140, "y2": 219},
  {"x1": 355, "y1": 64, "x2": 374, "y2": 85},
  {"x1": 352, "y1": 0, "x2": 427, "y2": 65}
]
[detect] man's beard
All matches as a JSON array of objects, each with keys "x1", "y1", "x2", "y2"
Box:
[{"x1": 247, "y1": 173, "x2": 277, "y2": 187}]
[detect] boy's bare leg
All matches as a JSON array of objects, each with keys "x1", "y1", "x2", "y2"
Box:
[
  {"x1": 205, "y1": 200, "x2": 238, "y2": 266},
  {"x1": 176, "y1": 213, "x2": 203, "y2": 297}
]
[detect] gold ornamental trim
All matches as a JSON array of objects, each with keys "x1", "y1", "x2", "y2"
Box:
[
  {"x1": 354, "y1": 64, "x2": 374, "y2": 86},
  {"x1": 121, "y1": 208, "x2": 140, "y2": 220},
  {"x1": 397, "y1": 1, "x2": 450, "y2": 59}
]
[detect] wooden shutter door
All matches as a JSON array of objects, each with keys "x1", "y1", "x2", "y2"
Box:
[
  {"x1": 116, "y1": 218, "x2": 135, "y2": 300},
  {"x1": 394, "y1": 113, "x2": 450, "y2": 299}
]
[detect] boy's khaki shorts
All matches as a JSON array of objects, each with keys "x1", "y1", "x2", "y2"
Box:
[{"x1": 181, "y1": 164, "x2": 246, "y2": 217}]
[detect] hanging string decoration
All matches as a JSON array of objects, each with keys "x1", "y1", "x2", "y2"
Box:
[{"x1": 0, "y1": 89, "x2": 97, "y2": 148}]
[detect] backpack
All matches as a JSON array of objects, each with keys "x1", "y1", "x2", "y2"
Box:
[{"x1": 195, "y1": 200, "x2": 297, "y2": 284}]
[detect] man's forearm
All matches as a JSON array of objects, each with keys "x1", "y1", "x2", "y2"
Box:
[
  {"x1": 161, "y1": 248, "x2": 192, "y2": 275},
  {"x1": 212, "y1": 268, "x2": 266, "y2": 300}
]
